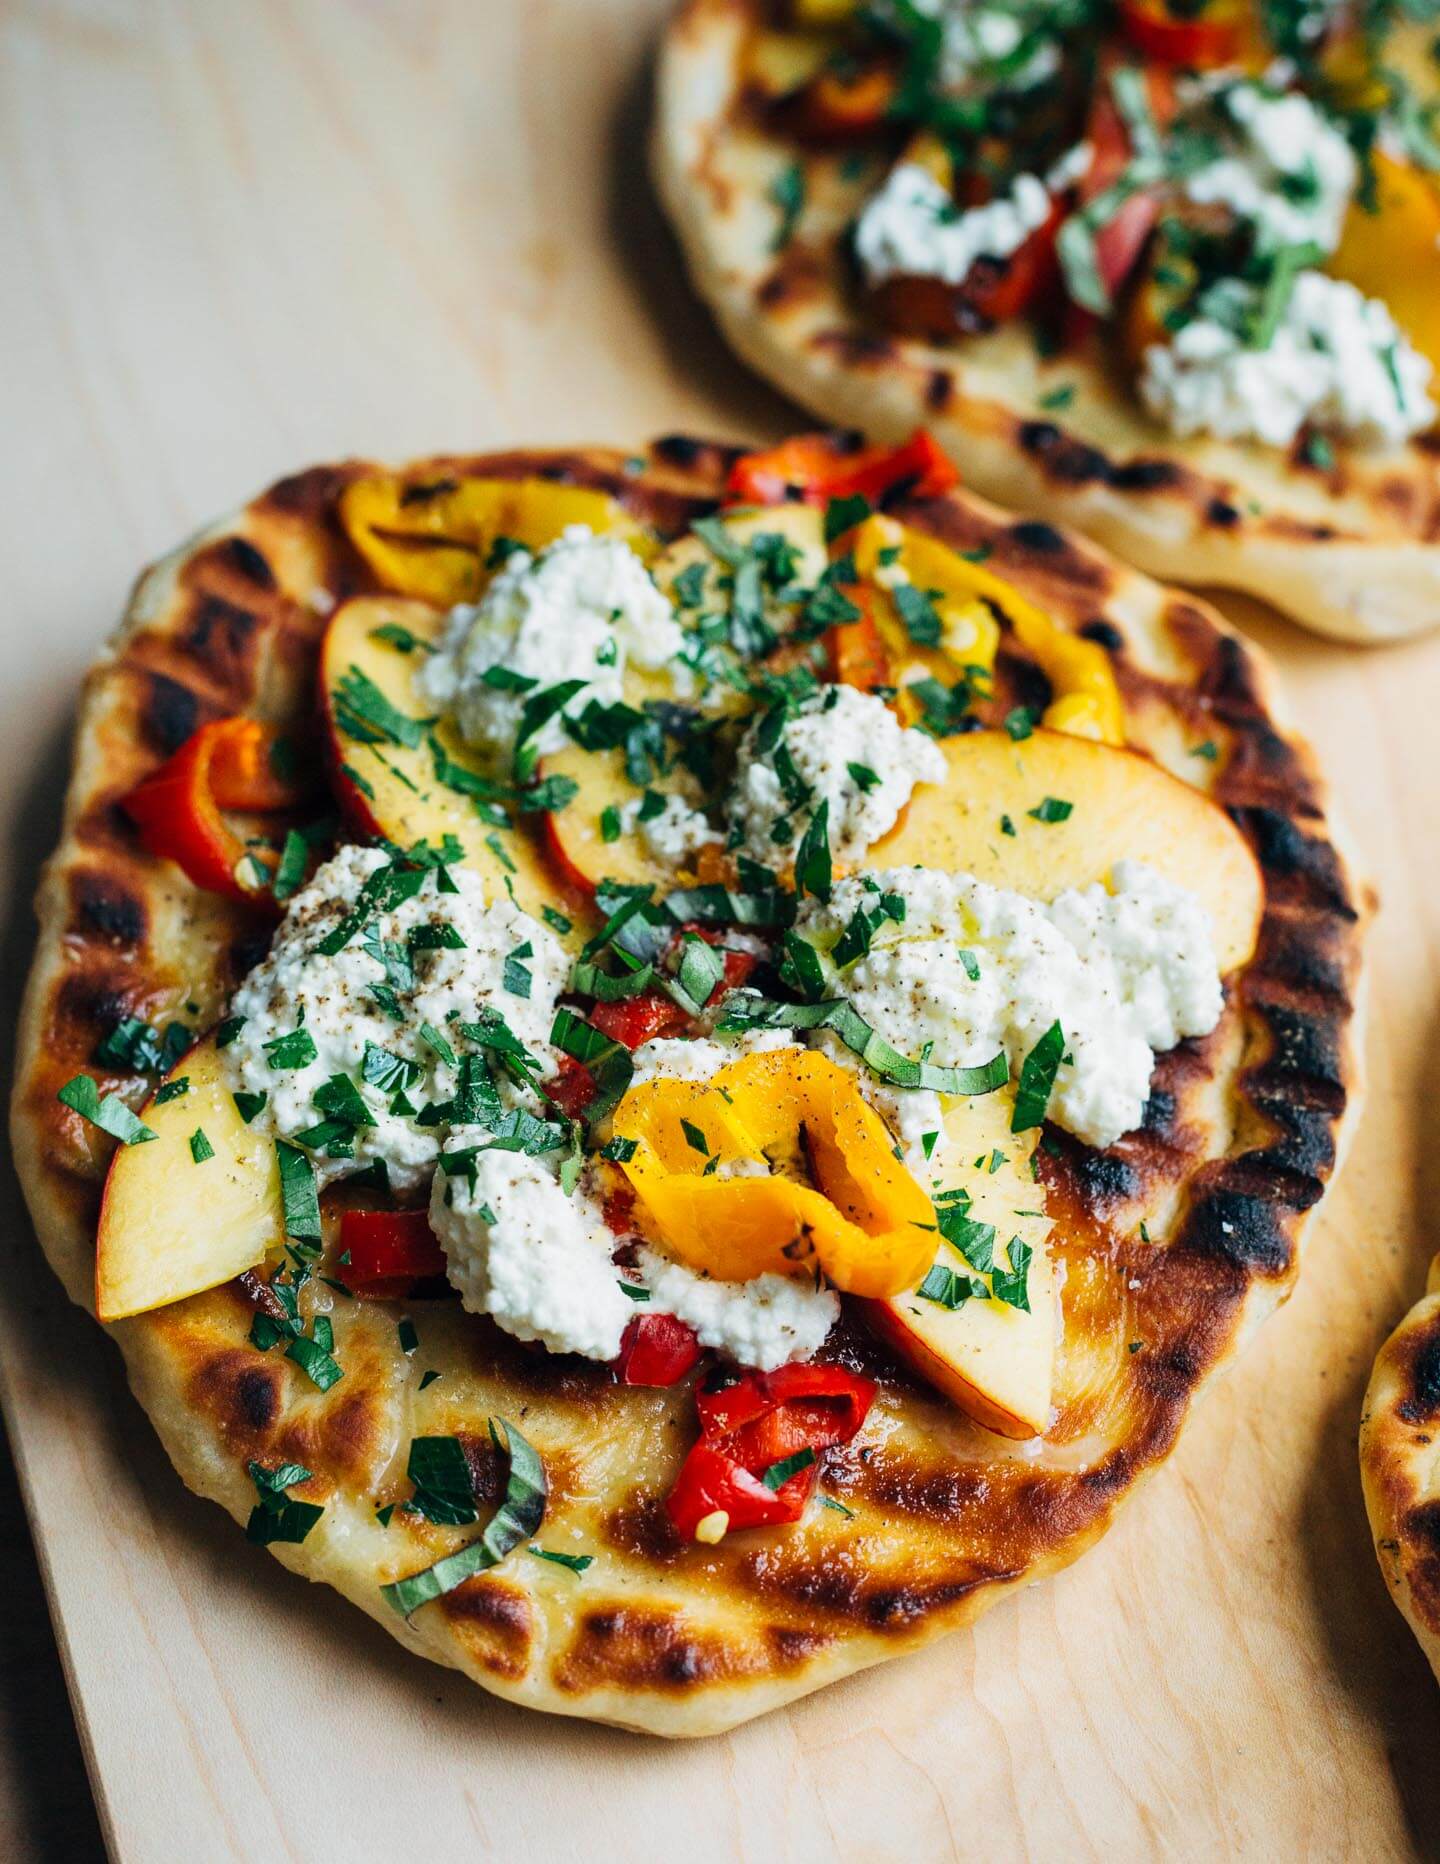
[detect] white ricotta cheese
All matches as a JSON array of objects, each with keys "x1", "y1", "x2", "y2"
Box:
[
  {"x1": 797, "y1": 860, "x2": 1223, "y2": 1149},
  {"x1": 628, "y1": 1027, "x2": 797, "y2": 1087},
  {"x1": 635, "y1": 1247, "x2": 840, "y2": 1371},
  {"x1": 225, "y1": 845, "x2": 567, "y2": 1192},
  {"x1": 729, "y1": 684, "x2": 946, "y2": 866},
  {"x1": 418, "y1": 525, "x2": 682, "y2": 763},
  {"x1": 619, "y1": 791, "x2": 721, "y2": 869},
  {"x1": 1141, "y1": 269, "x2": 1434, "y2": 448},
  {"x1": 855, "y1": 161, "x2": 1053, "y2": 288},
  {"x1": 1182, "y1": 81, "x2": 1356, "y2": 255},
  {"x1": 432, "y1": 1145, "x2": 632, "y2": 1361},
  {"x1": 896, "y1": 0, "x2": 1063, "y2": 90}
]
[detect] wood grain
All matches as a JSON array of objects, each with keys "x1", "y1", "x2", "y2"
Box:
[{"x1": 1, "y1": 1, "x2": 1438, "y2": 1857}]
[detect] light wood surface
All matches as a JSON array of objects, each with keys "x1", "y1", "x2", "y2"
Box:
[{"x1": 2, "y1": 2, "x2": 1439, "y2": 1858}]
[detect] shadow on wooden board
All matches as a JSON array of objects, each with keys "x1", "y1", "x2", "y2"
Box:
[
  {"x1": 604, "y1": 38, "x2": 801, "y2": 451},
  {"x1": 0, "y1": 715, "x2": 108, "y2": 1863}
]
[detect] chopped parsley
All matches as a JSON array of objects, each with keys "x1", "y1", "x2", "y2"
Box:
[
  {"x1": 1011, "y1": 1021, "x2": 1065, "y2": 1133},
  {"x1": 57, "y1": 1074, "x2": 155, "y2": 1148},
  {"x1": 768, "y1": 161, "x2": 806, "y2": 250},
  {"x1": 189, "y1": 1128, "x2": 215, "y2": 1164}
]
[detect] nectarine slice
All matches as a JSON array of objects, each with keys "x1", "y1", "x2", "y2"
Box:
[
  {"x1": 319, "y1": 596, "x2": 575, "y2": 924},
  {"x1": 96, "y1": 1036, "x2": 284, "y2": 1321},
  {"x1": 868, "y1": 728, "x2": 1262, "y2": 971},
  {"x1": 859, "y1": 1085, "x2": 1055, "y2": 1440}
]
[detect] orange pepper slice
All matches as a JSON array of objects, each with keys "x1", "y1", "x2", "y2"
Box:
[{"x1": 612, "y1": 1050, "x2": 936, "y2": 1299}]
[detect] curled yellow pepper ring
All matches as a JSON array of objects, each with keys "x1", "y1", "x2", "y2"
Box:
[
  {"x1": 611, "y1": 1051, "x2": 937, "y2": 1300},
  {"x1": 338, "y1": 474, "x2": 648, "y2": 606},
  {"x1": 852, "y1": 514, "x2": 1124, "y2": 746}
]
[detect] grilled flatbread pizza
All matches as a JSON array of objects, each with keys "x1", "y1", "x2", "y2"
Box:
[
  {"x1": 1361, "y1": 1254, "x2": 1440, "y2": 1682},
  {"x1": 12, "y1": 433, "x2": 1365, "y2": 1736},
  {"x1": 653, "y1": 0, "x2": 1440, "y2": 643}
]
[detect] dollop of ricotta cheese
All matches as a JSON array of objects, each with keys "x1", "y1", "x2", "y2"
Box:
[
  {"x1": 1181, "y1": 81, "x2": 1357, "y2": 256},
  {"x1": 797, "y1": 859, "x2": 1224, "y2": 1149},
  {"x1": 432, "y1": 1146, "x2": 634, "y2": 1361},
  {"x1": 887, "y1": 0, "x2": 1062, "y2": 92},
  {"x1": 855, "y1": 160, "x2": 1054, "y2": 288},
  {"x1": 1140, "y1": 269, "x2": 1434, "y2": 448},
  {"x1": 418, "y1": 525, "x2": 682, "y2": 763},
  {"x1": 225, "y1": 845, "x2": 567, "y2": 1191},
  {"x1": 729, "y1": 684, "x2": 946, "y2": 866},
  {"x1": 635, "y1": 1247, "x2": 840, "y2": 1371},
  {"x1": 619, "y1": 790, "x2": 721, "y2": 870}
]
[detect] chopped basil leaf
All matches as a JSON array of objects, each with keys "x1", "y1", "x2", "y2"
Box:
[
  {"x1": 57, "y1": 1074, "x2": 156, "y2": 1147},
  {"x1": 370, "y1": 621, "x2": 432, "y2": 655},
  {"x1": 846, "y1": 761, "x2": 881, "y2": 794},
  {"x1": 381, "y1": 1417, "x2": 546, "y2": 1617},
  {"x1": 779, "y1": 931, "x2": 827, "y2": 1003},
  {"x1": 244, "y1": 1460, "x2": 323, "y2": 1545},
  {"x1": 406, "y1": 1435, "x2": 477, "y2": 1526},
  {"x1": 1000, "y1": 814, "x2": 1017, "y2": 837},
  {"x1": 824, "y1": 493, "x2": 872, "y2": 543},
  {"x1": 419, "y1": 1021, "x2": 457, "y2": 1069},
  {"x1": 362, "y1": 1042, "x2": 421, "y2": 1097},
  {"x1": 602, "y1": 1136, "x2": 639, "y2": 1163},
  {"x1": 276, "y1": 1140, "x2": 321, "y2": 1243},
  {"x1": 892, "y1": 583, "x2": 943, "y2": 648},
  {"x1": 285, "y1": 1331, "x2": 344, "y2": 1391},
  {"x1": 1004, "y1": 706, "x2": 1036, "y2": 742},
  {"x1": 528, "y1": 1545, "x2": 593, "y2": 1574},
  {"x1": 272, "y1": 829, "x2": 311, "y2": 903},
  {"x1": 717, "y1": 993, "x2": 1008, "y2": 1097},
  {"x1": 768, "y1": 161, "x2": 806, "y2": 251},
  {"x1": 1027, "y1": 796, "x2": 1073, "y2": 824},
  {"x1": 990, "y1": 1238, "x2": 1033, "y2": 1311},
  {"x1": 917, "y1": 1264, "x2": 985, "y2": 1310},
  {"x1": 504, "y1": 943, "x2": 534, "y2": 999},
  {"x1": 419, "y1": 1369, "x2": 442, "y2": 1390},
  {"x1": 761, "y1": 1446, "x2": 816, "y2": 1490},
  {"x1": 334, "y1": 664, "x2": 428, "y2": 749},
  {"x1": 153, "y1": 1078, "x2": 190, "y2": 1105},
  {"x1": 957, "y1": 948, "x2": 980, "y2": 982},
  {"x1": 189, "y1": 1128, "x2": 215, "y2": 1164},
  {"x1": 542, "y1": 905, "x2": 572, "y2": 935},
  {"x1": 398, "y1": 1317, "x2": 419, "y2": 1355},
  {"x1": 793, "y1": 799, "x2": 832, "y2": 904},
  {"x1": 263, "y1": 1026, "x2": 318, "y2": 1072},
  {"x1": 94, "y1": 1015, "x2": 190, "y2": 1076},
  {"x1": 670, "y1": 933, "x2": 724, "y2": 1016},
  {"x1": 1011, "y1": 1021, "x2": 1065, "y2": 1132},
  {"x1": 599, "y1": 805, "x2": 622, "y2": 845},
  {"x1": 820, "y1": 1493, "x2": 856, "y2": 1519}
]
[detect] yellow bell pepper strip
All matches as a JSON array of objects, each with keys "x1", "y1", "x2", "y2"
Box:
[
  {"x1": 611, "y1": 1051, "x2": 937, "y2": 1299},
  {"x1": 852, "y1": 515, "x2": 1124, "y2": 745},
  {"x1": 338, "y1": 475, "x2": 649, "y2": 606},
  {"x1": 1330, "y1": 150, "x2": 1440, "y2": 386}
]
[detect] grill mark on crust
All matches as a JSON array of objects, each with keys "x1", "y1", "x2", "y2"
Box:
[
  {"x1": 15, "y1": 439, "x2": 1365, "y2": 1723},
  {"x1": 68, "y1": 871, "x2": 147, "y2": 950},
  {"x1": 439, "y1": 1579, "x2": 534, "y2": 1680},
  {"x1": 142, "y1": 673, "x2": 201, "y2": 755}
]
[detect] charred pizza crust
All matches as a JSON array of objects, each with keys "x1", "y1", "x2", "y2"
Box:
[
  {"x1": 11, "y1": 438, "x2": 1366, "y2": 1735},
  {"x1": 1361, "y1": 1255, "x2": 1440, "y2": 1682},
  {"x1": 652, "y1": 0, "x2": 1440, "y2": 645}
]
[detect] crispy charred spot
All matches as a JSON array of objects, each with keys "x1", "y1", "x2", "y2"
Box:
[
  {"x1": 260, "y1": 464, "x2": 359, "y2": 520},
  {"x1": 1248, "y1": 998, "x2": 1345, "y2": 1095},
  {"x1": 604, "y1": 1492, "x2": 683, "y2": 1565},
  {"x1": 1007, "y1": 519, "x2": 1067, "y2": 554},
  {"x1": 1244, "y1": 1090, "x2": 1338, "y2": 1183},
  {"x1": 1234, "y1": 808, "x2": 1356, "y2": 918},
  {"x1": 1109, "y1": 459, "x2": 1181, "y2": 492},
  {"x1": 1184, "y1": 1185, "x2": 1292, "y2": 1274},
  {"x1": 223, "y1": 537, "x2": 276, "y2": 589},
  {"x1": 1400, "y1": 1332, "x2": 1440, "y2": 1424},
  {"x1": 1081, "y1": 618, "x2": 1125, "y2": 651},
  {"x1": 399, "y1": 477, "x2": 459, "y2": 506},
  {"x1": 1253, "y1": 913, "x2": 1350, "y2": 999},
  {"x1": 188, "y1": 1348, "x2": 282, "y2": 1442},
  {"x1": 766, "y1": 1623, "x2": 829, "y2": 1666},
  {"x1": 437, "y1": 1577, "x2": 534, "y2": 1679},
  {"x1": 652, "y1": 435, "x2": 711, "y2": 469},
  {"x1": 1073, "y1": 1151, "x2": 1140, "y2": 1205},
  {"x1": 143, "y1": 673, "x2": 200, "y2": 755},
  {"x1": 555, "y1": 1605, "x2": 754, "y2": 1694},
  {"x1": 925, "y1": 368, "x2": 954, "y2": 412},
  {"x1": 317, "y1": 1382, "x2": 389, "y2": 1486},
  {"x1": 1017, "y1": 422, "x2": 1111, "y2": 486},
  {"x1": 181, "y1": 594, "x2": 260, "y2": 686},
  {"x1": 1141, "y1": 1090, "x2": 1177, "y2": 1136},
  {"x1": 811, "y1": 328, "x2": 897, "y2": 368},
  {"x1": 1206, "y1": 497, "x2": 1241, "y2": 529},
  {"x1": 70, "y1": 872, "x2": 146, "y2": 949},
  {"x1": 55, "y1": 975, "x2": 132, "y2": 1046}
]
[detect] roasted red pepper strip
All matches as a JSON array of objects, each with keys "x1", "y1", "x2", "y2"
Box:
[
  {"x1": 123, "y1": 718, "x2": 301, "y2": 904},
  {"x1": 1118, "y1": 0, "x2": 1243, "y2": 67},
  {"x1": 725, "y1": 430, "x2": 958, "y2": 508},
  {"x1": 588, "y1": 940, "x2": 756, "y2": 1051},
  {"x1": 697, "y1": 1363, "x2": 877, "y2": 1445},
  {"x1": 826, "y1": 586, "x2": 892, "y2": 692},
  {"x1": 543, "y1": 1053, "x2": 598, "y2": 1121},
  {"x1": 667, "y1": 1363, "x2": 876, "y2": 1541},
  {"x1": 790, "y1": 61, "x2": 897, "y2": 143},
  {"x1": 666, "y1": 1442, "x2": 810, "y2": 1539},
  {"x1": 339, "y1": 1209, "x2": 446, "y2": 1287},
  {"x1": 613, "y1": 1311, "x2": 703, "y2": 1386}
]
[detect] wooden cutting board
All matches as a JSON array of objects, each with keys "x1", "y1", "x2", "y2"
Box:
[{"x1": 2, "y1": 2, "x2": 1438, "y2": 1856}]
